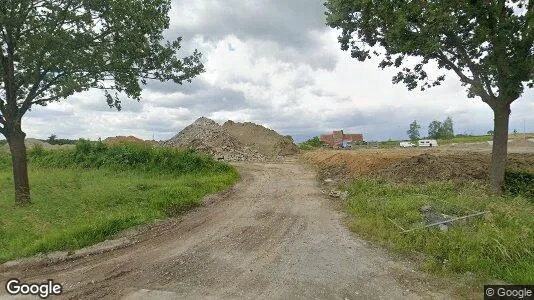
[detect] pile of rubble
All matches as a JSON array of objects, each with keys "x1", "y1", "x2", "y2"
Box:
[
  {"x1": 162, "y1": 117, "x2": 286, "y2": 161},
  {"x1": 222, "y1": 120, "x2": 299, "y2": 158}
]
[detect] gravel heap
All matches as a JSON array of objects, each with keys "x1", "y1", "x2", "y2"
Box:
[
  {"x1": 162, "y1": 117, "x2": 266, "y2": 161},
  {"x1": 222, "y1": 120, "x2": 300, "y2": 158}
]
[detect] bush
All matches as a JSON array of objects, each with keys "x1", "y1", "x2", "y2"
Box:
[
  {"x1": 505, "y1": 170, "x2": 534, "y2": 201},
  {"x1": 0, "y1": 150, "x2": 10, "y2": 169},
  {"x1": 0, "y1": 141, "x2": 239, "y2": 263},
  {"x1": 28, "y1": 140, "x2": 232, "y2": 175},
  {"x1": 299, "y1": 136, "x2": 322, "y2": 150},
  {"x1": 345, "y1": 178, "x2": 534, "y2": 284}
]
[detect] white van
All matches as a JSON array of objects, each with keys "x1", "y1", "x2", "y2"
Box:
[
  {"x1": 418, "y1": 139, "x2": 438, "y2": 147},
  {"x1": 399, "y1": 141, "x2": 415, "y2": 148}
]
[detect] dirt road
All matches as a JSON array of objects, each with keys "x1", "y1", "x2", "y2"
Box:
[{"x1": 0, "y1": 162, "x2": 449, "y2": 299}]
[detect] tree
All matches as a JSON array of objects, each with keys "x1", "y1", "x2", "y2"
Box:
[
  {"x1": 407, "y1": 120, "x2": 421, "y2": 141},
  {"x1": 325, "y1": 1, "x2": 534, "y2": 193},
  {"x1": 487, "y1": 130, "x2": 494, "y2": 136},
  {"x1": 47, "y1": 134, "x2": 57, "y2": 144},
  {"x1": 440, "y1": 116, "x2": 455, "y2": 139},
  {"x1": 0, "y1": 1, "x2": 204, "y2": 205},
  {"x1": 428, "y1": 121, "x2": 442, "y2": 139},
  {"x1": 300, "y1": 136, "x2": 323, "y2": 149}
]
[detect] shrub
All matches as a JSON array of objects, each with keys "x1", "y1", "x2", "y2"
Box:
[
  {"x1": 28, "y1": 140, "x2": 231, "y2": 175},
  {"x1": 299, "y1": 136, "x2": 322, "y2": 150},
  {"x1": 505, "y1": 170, "x2": 534, "y2": 202}
]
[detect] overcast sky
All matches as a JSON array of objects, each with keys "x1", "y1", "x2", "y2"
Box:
[{"x1": 23, "y1": 0, "x2": 533, "y2": 142}]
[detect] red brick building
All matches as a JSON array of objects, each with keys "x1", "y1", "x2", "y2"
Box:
[{"x1": 320, "y1": 130, "x2": 364, "y2": 148}]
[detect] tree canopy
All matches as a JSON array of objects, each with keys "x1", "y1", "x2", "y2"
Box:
[
  {"x1": 325, "y1": 0, "x2": 533, "y2": 106},
  {"x1": 0, "y1": 0, "x2": 204, "y2": 121},
  {"x1": 325, "y1": 0, "x2": 533, "y2": 192},
  {"x1": 427, "y1": 117, "x2": 454, "y2": 140},
  {"x1": 0, "y1": 0, "x2": 204, "y2": 204},
  {"x1": 407, "y1": 120, "x2": 421, "y2": 141}
]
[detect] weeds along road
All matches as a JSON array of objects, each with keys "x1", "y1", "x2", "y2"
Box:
[{"x1": 0, "y1": 161, "x2": 449, "y2": 299}]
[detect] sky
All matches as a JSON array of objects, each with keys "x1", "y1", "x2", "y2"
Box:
[{"x1": 23, "y1": 0, "x2": 534, "y2": 143}]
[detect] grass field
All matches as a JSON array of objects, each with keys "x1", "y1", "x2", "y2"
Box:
[
  {"x1": 303, "y1": 149, "x2": 534, "y2": 285},
  {"x1": 0, "y1": 141, "x2": 239, "y2": 263},
  {"x1": 437, "y1": 135, "x2": 494, "y2": 145},
  {"x1": 345, "y1": 179, "x2": 533, "y2": 284},
  {"x1": 378, "y1": 134, "x2": 533, "y2": 147},
  {"x1": 378, "y1": 135, "x2": 495, "y2": 147}
]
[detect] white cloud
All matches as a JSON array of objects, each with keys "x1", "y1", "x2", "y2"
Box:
[{"x1": 16, "y1": 0, "x2": 534, "y2": 143}]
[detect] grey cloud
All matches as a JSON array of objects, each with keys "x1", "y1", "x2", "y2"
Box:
[
  {"x1": 26, "y1": 108, "x2": 73, "y2": 118},
  {"x1": 20, "y1": 1, "x2": 534, "y2": 143},
  {"x1": 147, "y1": 82, "x2": 267, "y2": 114},
  {"x1": 230, "y1": 103, "x2": 508, "y2": 143},
  {"x1": 145, "y1": 78, "x2": 207, "y2": 95},
  {"x1": 169, "y1": 0, "x2": 338, "y2": 71},
  {"x1": 171, "y1": 0, "x2": 326, "y2": 48},
  {"x1": 77, "y1": 98, "x2": 144, "y2": 113}
]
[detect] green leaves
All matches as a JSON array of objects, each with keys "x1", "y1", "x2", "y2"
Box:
[
  {"x1": 325, "y1": 0, "x2": 534, "y2": 105},
  {"x1": 0, "y1": 0, "x2": 204, "y2": 114},
  {"x1": 407, "y1": 120, "x2": 420, "y2": 141},
  {"x1": 427, "y1": 117, "x2": 454, "y2": 140}
]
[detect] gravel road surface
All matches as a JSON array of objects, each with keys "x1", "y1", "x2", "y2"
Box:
[{"x1": 0, "y1": 161, "x2": 450, "y2": 299}]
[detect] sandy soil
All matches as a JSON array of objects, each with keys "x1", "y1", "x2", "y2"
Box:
[{"x1": 0, "y1": 161, "x2": 450, "y2": 299}]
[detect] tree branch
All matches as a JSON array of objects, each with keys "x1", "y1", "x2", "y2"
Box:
[
  {"x1": 30, "y1": 95, "x2": 63, "y2": 106},
  {"x1": 22, "y1": 69, "x2": 49, "y2": 104},
  {"x1": 19, "y1": 71, "x2": 66, "y2": 114},
  {"x1": 435, "y1": 51, "x2": 475, "y2": 85},
  {"x1": 440, "y1": 32, "x2": 497, "y2": 105},
  {"x1": 456, "y1": 44, "x2": 497, "y2": 100}
]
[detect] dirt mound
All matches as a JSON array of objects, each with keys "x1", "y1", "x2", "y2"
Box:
[
  {"x1": 222, "y1": 120, "x2": 299, "y2": 158},
  {"x1": 302, "y1": 149, "x2": 412, "y2": 175},
  {"x1": 103, "y1": 136, "x2": 156, "y2": 146},
  {"x1": 162, "y1": 117, "x2": 265, "y2": 161},
  {"x1": 378, "y1": 153, "x2": 534, "y2": 183}
]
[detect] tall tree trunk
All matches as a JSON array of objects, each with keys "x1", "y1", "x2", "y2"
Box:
[
  {"x1": 490, "y1": 103, "x2": 511, "y2": 194},
  {"x1": 6, "y1": 127, "x2": 31, "y2": 205}
]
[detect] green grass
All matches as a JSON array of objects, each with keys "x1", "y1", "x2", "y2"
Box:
[
  {"x1": 379, "y1": 140, "x2": 401, "y2": 148},
  {"x1": 378, "y1": 135, "x2": 494, "y2": 147},
  {"x1": 0, "y1": 141, "x2": 239, "y2": 263},
  {"x1": 344, "y1": 178, "x2": 534, "y2": 284},
  {"x1": 437, "y1": 135, "x2": 494, "y2": 145}
]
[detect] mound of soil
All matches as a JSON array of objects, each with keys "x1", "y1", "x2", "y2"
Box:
[
  {"x1": 162, "y1": 117, "x2": 266, "y2": 161},
  {"x1": 302, "y1": 149, "x2": 410, "y2": 175},
  {"x1": 103, "y1": 136, "x2": 157, "y2": 146},
  {"x1": 378, "y1": 153, "x2": 534, "y2": 183},
  {"x1": 222, "y1": 120, "x2": 299, "y2": 158}
]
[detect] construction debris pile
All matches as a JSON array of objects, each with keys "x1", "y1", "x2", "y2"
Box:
[{"x1": 162, "y1": 117, "x2": 299, "y2": 161}]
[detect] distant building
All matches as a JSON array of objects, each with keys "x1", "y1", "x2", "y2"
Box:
[{"x1": 320, "y1": 130, "x2": 364, "y2": 148}]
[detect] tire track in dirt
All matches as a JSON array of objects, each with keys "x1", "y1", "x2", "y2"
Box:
[{"x1": 0, "y1": 161, "x2": 450, "y2": 299}]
